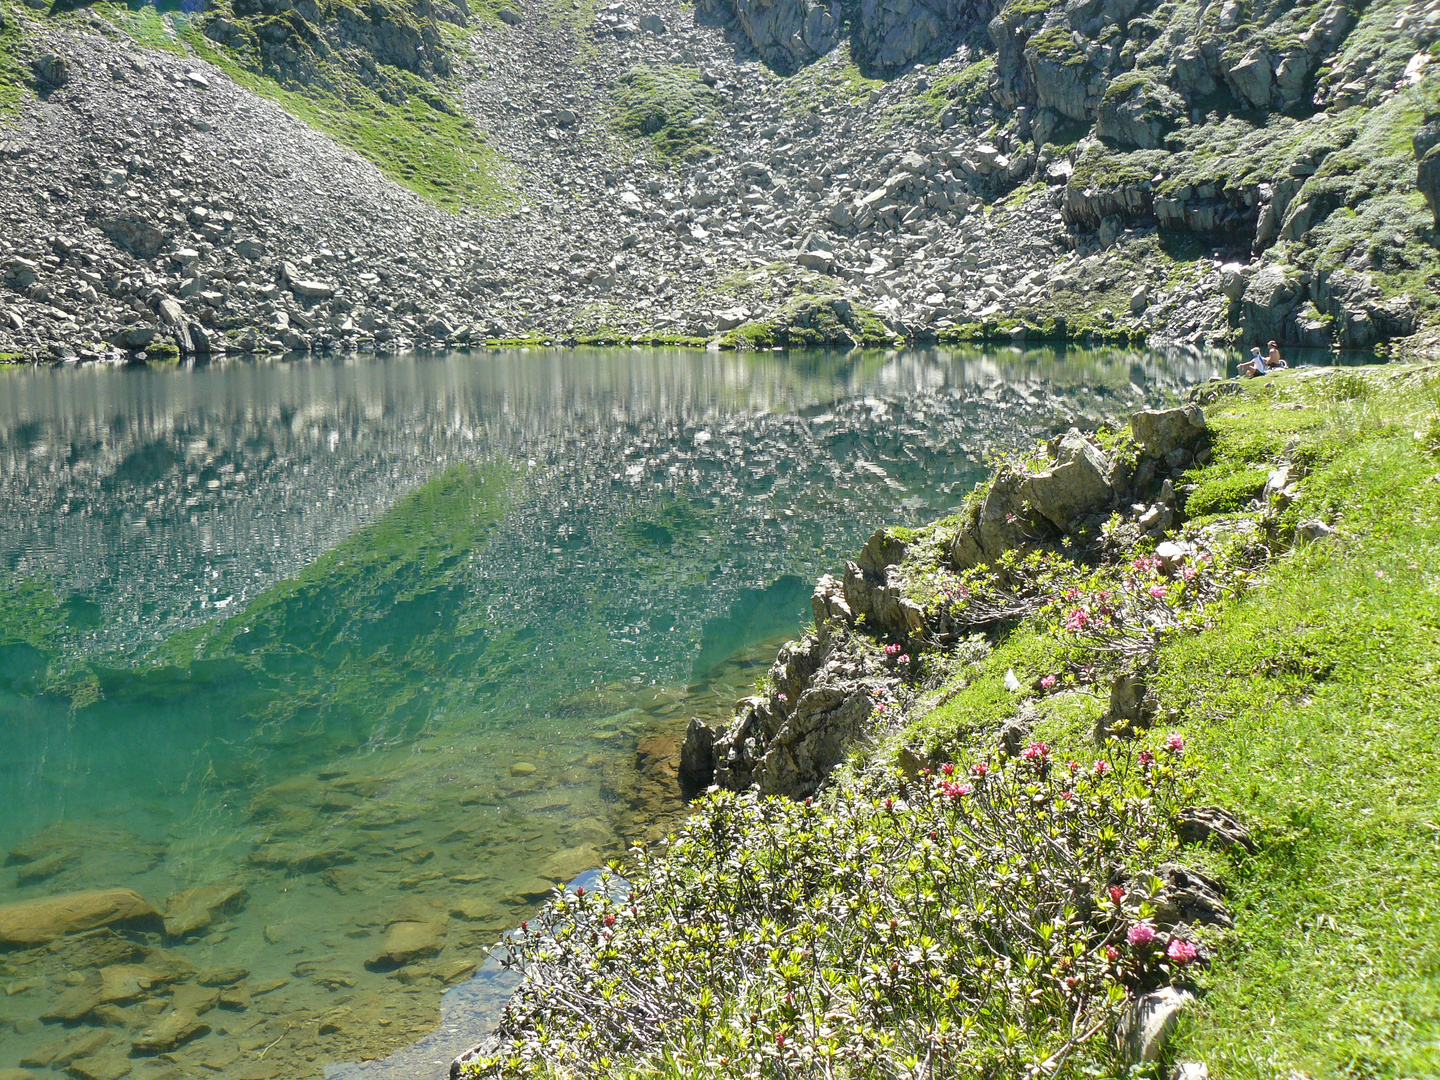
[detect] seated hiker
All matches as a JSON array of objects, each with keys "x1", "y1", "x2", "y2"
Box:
[
  {"x1": 1238, "y1": 346, "x2": 1264, "y2": 377},
  {"x1": 1267, "y1": 341, "x2": 1288, "y2": 370}
]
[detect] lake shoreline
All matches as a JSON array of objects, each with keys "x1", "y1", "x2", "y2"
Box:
[{"x1": 449, "y1": 362, "x2": 1440, "y2": 1079}]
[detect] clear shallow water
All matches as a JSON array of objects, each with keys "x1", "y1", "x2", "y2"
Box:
[{"x1": 0, "y1": 345, "x2": 1220, "y2": 1078}]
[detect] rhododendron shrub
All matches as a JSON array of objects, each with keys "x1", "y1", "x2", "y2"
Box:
[{"x1": 464, "y1": 742, "x2": 1196, "y2": 1080}]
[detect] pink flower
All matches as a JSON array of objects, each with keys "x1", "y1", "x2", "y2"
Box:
[
  {"x1": 942, "y1": 781, "x2": 971, "y2": 799},
  {"x1": 884, "y1": 643, "x2": 902, "y2": 655},
  {"x1": 1108, "y1": 886, "x2": 1125, "y2": 905},
  {"x1": 1095, "y1": 590, "x2": 1112, "y2": 602},
  {"x1": 1163, "y1": 938, "x2": 1198, "y2": 961},
  {"x1": 971, "y1": 762, "x2": 989, "y2": 777},
  {"x1": 1105, "y1": 945, "x2": 1119, "y2": 962},
  {"x1": 942, "y1": 763, "x2": 955, "y2": 776},
  {"x1": 1021, "y1": 741, "x2": 1050, "y2": 761},
  {"x1": 1149, "y1": 584, "x2": 1167, "y2": 599},
  {"x1": 1137, "y1": 749, "x2": 1155, "y2": 766},
  {"x1": 603, "y1": 913, "x2": 615, "y2": 927},
  {"x1": 897, "y1": 653, "x2": 910, "y2": 664},
  {"x1": 575, "y1": 887, "x2": 585, "y2": 898},
  {"x1": 1165, "y1": 732, "x2": 1185, "y2": 752},
  {"x1": 777, "y1": 692, "x2": 788, "y2": 702},
  {"x1": 883, "y1": 797, "x2": 893, "y2": 810},
  {"x1": 1040, "y1": 674, "x2": 1057, "y2": 689},
  {"x1": 1127, "y1": 923, "x2": 1157, "y2": 948},
  {"x1": 1092, "y1": 760, "x2": 1111, "y2": 775},
  {"x1": 1067, "y1": 759, "x2": 1081, "y2": 774},
  {"x1": 1064, "y1": 608, "x2": 1090, "y2": 632},
  {"x1": 1167, "y1": 939, "x2": 1198, "y2": 965},
  {"x1": 1059, "y1": 790, "x2": 1073, "y2": 801}
]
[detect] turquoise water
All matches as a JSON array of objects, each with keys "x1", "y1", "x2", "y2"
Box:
[{"x1": 0, "y1": 346, "x2": 1218, "y2": 1078}]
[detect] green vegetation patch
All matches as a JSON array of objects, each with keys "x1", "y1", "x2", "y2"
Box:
[
  {"x1": 452, "y1": 365, "x2": 1440, "y2": 1080},
  {"x1": 75, "y1": 1, "x2": 502, "y2": 210},
  {"x1": 613, "y1": 65, "x2": 720, "y2": 164}
]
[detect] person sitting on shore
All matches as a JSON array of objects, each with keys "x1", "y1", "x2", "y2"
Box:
[
  {"x1": 1239, "y1": 346, "x2": 1266, "y2": 377},
  {"x1": 1267, "y1": 341, "x2": 1288, "y2": 370}
]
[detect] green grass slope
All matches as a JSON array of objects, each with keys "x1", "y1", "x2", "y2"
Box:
[{"x1": 460, "y1": 363, "x2": 1440, "y2": 1080}]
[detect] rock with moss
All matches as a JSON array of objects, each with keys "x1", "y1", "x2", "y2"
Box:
[{"x1": 1096, "y1": 72, "x2": 1182, "y2": 149}]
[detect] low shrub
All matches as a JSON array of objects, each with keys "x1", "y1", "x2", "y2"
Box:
[{"x1": 464, "y1": 741, "x2": 1198, "y2": 1080}]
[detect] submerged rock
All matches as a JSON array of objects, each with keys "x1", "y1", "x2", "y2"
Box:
[
  {"x1": 163, "y1": 884, "x2": 249, "y2": 938},
  {"x1": 0, "y1": 889, "x2": 163, "y2": 948},
  {"x1": 131, "y1": 1008, "x2": 209, "y2": 1053},
  {"x1": 366, "y1": 919, "x2": 445, "y2": 971}
]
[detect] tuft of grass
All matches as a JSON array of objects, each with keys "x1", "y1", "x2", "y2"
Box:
[{"x1": 613, "y1": 65, "x2": 721, "y2": 163}]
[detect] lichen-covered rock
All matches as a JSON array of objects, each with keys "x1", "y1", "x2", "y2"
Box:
[
  {"x1": 1115, "y1": 986, "x2": 1194, "y2": 1065},
  {"x1": 1096, "y1": 75, "x2": 1184, "y2": 149},
  {"x1": 1021, "y1": 430, "x2": 1115, "y2": 530},
  {"x1": 1416, "y1": 115, "x2": 1440, "y2": 229},
  {"x1": 1176, "y1": 805, "x2": 1257, "y2": 853},
  {"x1": 1148, "y1": 862, "x2": 1233, "y2": 929},
  {"x1": 712, "y1": 632, "x2": 888, "y2": 798},
  {"x1": 1129, "y1": 406, "x2": 1208, "y2": 461}
]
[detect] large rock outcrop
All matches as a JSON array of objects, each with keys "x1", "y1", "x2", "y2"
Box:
[
  {"x1": 689, "y1": 406, "x2": 1209, "y2": 802},
  {"x1": 699, "y1": 0, "x2": 999, "y2": 74},
  {"x1": 1417, "y1": 114, "x2": 1440, "y2": 230}
]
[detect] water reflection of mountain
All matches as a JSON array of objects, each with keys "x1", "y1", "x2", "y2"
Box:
[{"x1": 0, "y1": 347, "x2": 1215, "y2": 667}]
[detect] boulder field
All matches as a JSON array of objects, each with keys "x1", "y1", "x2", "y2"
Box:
[{"x1": 0, "y1": 0, "x2": 1436, "y2": 361}]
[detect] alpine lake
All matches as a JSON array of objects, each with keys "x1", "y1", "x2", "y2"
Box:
[{"x1": 0, "y1": 344, "x2": 1295, "y2": 1080}]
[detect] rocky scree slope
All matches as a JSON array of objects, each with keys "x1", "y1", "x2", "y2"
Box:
[{"x1": 0, "y1": 0, "x2": 1437, "y2": 360}]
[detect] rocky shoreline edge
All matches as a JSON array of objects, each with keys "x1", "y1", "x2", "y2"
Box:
[{"x1": 445, "y1": 376, "x2": 1359, "y2": 1079}]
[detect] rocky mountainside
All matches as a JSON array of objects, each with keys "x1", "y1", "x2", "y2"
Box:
[{"x1": 0, "y1": 0, "x2": 1437, "y2": 361}]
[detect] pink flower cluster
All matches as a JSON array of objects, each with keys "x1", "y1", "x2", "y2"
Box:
[
  {"x1": 884, "y1": 643, "x2": 902, "y2": 656},
  {"x1": 1167, "y1": 939, "x2": 1198, "y2": 965},
  {"x1": 1040, "y1": 674, "x2": 1058, "y2": 689},
  {"x1": 1021, "y1": 741, "x2": 1051, "y2": 761},
  {"x1": 1126, "y1": 923, "x2": 1156, "y2": 948},
  {"x1": 1165, "y1": 732, "x2": 1185, "y2": 752},
  {"x1": 941, "y1": 781, "x2": 972, "y2": 799}
]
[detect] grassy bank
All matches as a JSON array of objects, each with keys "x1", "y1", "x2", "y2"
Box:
[
  {"x1": 907, "y1": 364, "x2": 1440, "y2": 1075},
  {"x1": 464, "y1": 363, "x2": 1440, "y2": 1080}
]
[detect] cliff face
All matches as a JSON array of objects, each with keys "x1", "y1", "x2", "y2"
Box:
[{"x1": 701, "y1": 0, "x2": 1440, "y2": 350}]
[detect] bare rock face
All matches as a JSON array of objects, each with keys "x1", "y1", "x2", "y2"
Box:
[
  {"x1": 0, "y1": 889, "x2": 163, "y2": 948},
  {"x1": 1129, "y1": 406, "x2": 1208, "y2": 462},
  {"x1": 711, "y1": 631, "x2": 889, "y2": 798},
  {"x1": 678, "y1": 716, "x2": 716, "y2": 792},
  {"x1": 32, "y1": 52, "x2": 69, "y2": 88},
  {"x1": 99, "y1": 214, "x2": 168, "y2": 259}
]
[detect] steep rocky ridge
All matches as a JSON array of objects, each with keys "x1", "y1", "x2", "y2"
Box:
[{"x1": 0, "y1": 0, "x2": 1436, "y2": 361}]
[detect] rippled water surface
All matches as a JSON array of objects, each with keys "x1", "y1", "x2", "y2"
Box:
[{"x1": 0, "y1": 346, "x2": 1221, "y2": 1079}]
